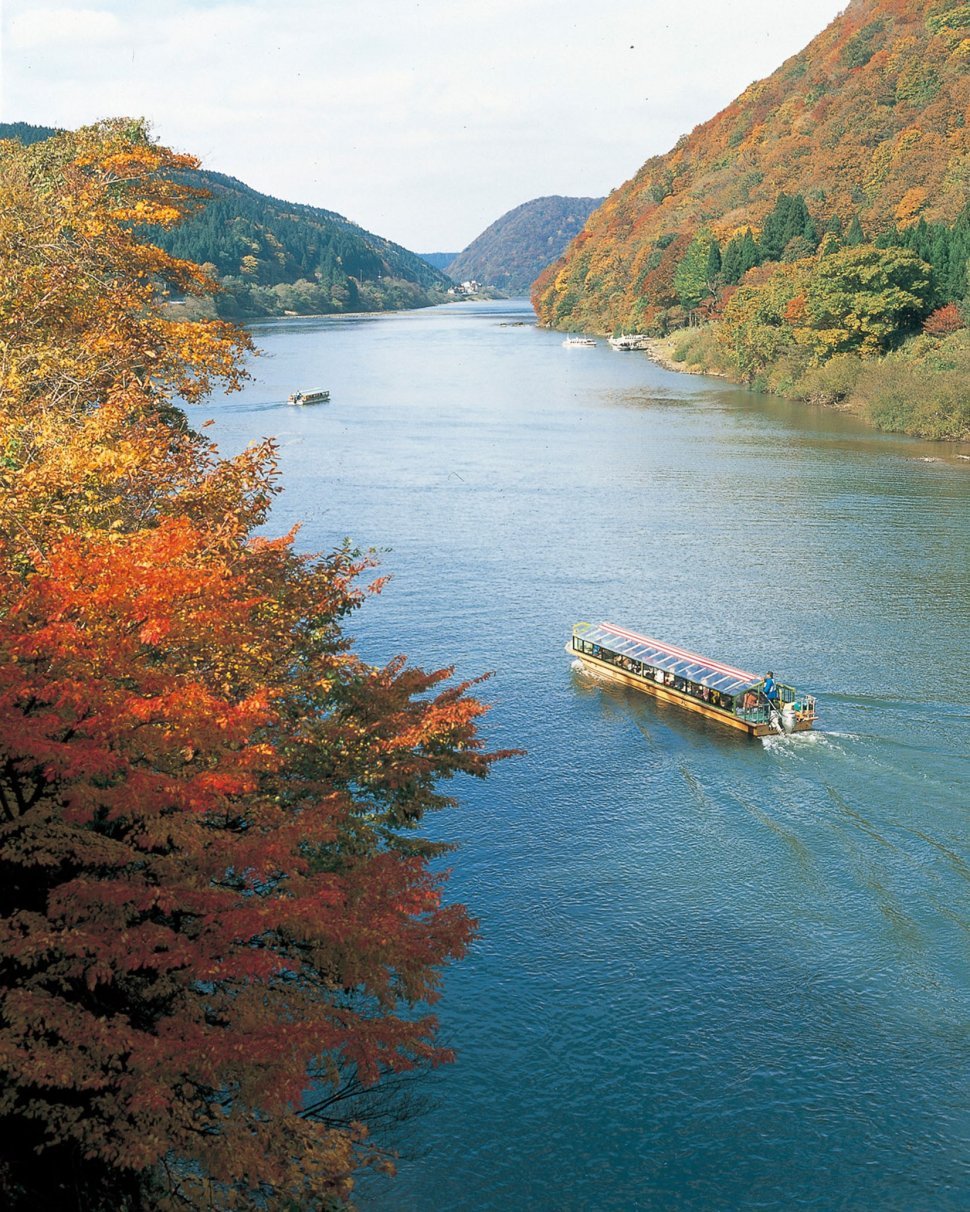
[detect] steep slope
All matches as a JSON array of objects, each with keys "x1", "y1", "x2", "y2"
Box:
[
  {"x1": 0, "y1": 123, "x2": 452, "y2": 319},
  {"x1": 534, "y1": 0, "x2": 969, "y2": 332},
  {"x1": 148, "y1": 169, "x2": 452, "y2": 318},
  {"x1": 448, "y1": 196, "x2": 605, "y2": 293}
]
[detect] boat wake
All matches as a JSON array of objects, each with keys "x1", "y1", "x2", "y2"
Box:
[
  {"x1": 572, "y1": 658, "x2": 614, "y2": 682},
  {"x1": 761, "y1": 730, "x2": 859, "y2": 757}
]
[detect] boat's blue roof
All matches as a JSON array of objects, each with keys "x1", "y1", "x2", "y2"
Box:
[{"x1": 574, "y1": 621, "x2": 760, "y2": 695}]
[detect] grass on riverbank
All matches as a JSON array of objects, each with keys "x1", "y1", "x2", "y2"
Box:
[{"x1": 661, "y1": 325, "x2": 970, "y2": 441}]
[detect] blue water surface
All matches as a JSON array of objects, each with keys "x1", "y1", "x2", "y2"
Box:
[{"x1": 187, "y1": 300, "x2": 970, "y2": 1212}]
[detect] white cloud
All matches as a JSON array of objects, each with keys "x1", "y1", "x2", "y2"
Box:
[
  {"x1": 8, "y1": 5, "x2": 121, "y2": 47},
  {"x1": 1, "y1": 0, "x2": 848, "y2": 249}
]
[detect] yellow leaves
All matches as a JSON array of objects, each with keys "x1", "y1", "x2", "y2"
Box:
[
  {"x1": 893, "y1": 127, "x2": 927, "y2": 159},
  {"x1": 895, "y1": 187, "x2": 928, "y2": 226},
  {"x1": 113, "y1": 202, "x2": 186, "y2": 228},
  {"x1": 0, "y1": 128, "x2": 259, "y2": 566},
  {"x1": 886, "y1": 34, "x2": 920, "y2": 74},
  {"x1": 863, "y1": 142, "x2": 894, "y2": 200}
]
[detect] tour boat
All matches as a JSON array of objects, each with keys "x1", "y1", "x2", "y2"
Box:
[
  {"x1": 568, "y1": 621, "x2": 817, "y2": 736},
  {"x1": 288, "y1": 388, "x2": 330, "y2": 405},
  {"x1": 608, "y1": 334, "x2": 649, "y2": 350},
  {"x1": 562, "y1": 336, "x2": 597, "y2": 348}
]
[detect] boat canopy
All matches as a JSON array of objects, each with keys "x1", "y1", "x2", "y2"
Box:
[{"x1": 573, "y1": 621, "x2": 760, "y2": 695}]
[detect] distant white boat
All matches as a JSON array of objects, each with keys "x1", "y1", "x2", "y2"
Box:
[
  {"x1": 288, "y1": 388, "x2": 330, "y2": 405},
  {"x1": 563, "y1": 336, "x2": 596, "y2": 348},
  {"x1": 608, "y1": 334, "x2": 649, "y2": 351}
]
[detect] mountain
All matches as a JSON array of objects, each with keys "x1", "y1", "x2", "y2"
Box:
[
  {"x1": 447, "y1": 196, "x2": 605, "y2": 294},
  {"x1": 534, "y1": 0, "x2": 970, "y2": 332},
  {"x1": 418, "y1": 252, "x2": 460, "y2": 271},
  {"x1": 146, "y1": 169, "x2": 452, "y2": 318},
  {"x1": 0, "y1": 121, "x2": 57, "y2": 146},
  {"x1": 0, "y1": 122, "x2": 452, "y2": 320}
]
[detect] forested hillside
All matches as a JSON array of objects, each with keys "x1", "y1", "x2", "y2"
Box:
[
  {"x1": 0, "y1": 122, "x2": 55, "y2": 147},
  {"x1": 533, "y1": 0, "x2": 969, "y2": 438},
  {"x1": 448, "y1": 196, "x2": 605, "y2": 293},
  {"x1": 150, "y1": 169, "x2": 452, "y2": 318},
  {"x1": 0, "y1": 122, "x2": 452, "y2": 319},
  {"x1": 535, "y1": 0, "x2": 968, "y2": 332}
]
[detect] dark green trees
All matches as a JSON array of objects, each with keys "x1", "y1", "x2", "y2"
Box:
[
  {"x1": 721, "y1": 229, "x2": 762, "y2": 285},
  {"x1": 875, "y1": 203, "x2": 970, "y2": 307},
  {"x1": 759, "y1": 193, "x2": 819, "y2": 261}
]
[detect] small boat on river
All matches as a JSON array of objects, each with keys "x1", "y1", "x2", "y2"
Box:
[
  {"x1": 608, "y1": 334, "x2": 649, "y2": 351},
  {"x1": 569, "y1": 621, "x2": 817, "y2": 736},
  {"x1": 563, "y1": 336, "x2": 597, "y2": 348},
  {"x1": 288, "y1": 388, "x2": 330, "y2": 405}
]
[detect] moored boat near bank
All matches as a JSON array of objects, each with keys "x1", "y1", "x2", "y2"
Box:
[
  {"x1": 569, "y1": 621, "x2": 817, "y2": 736},
  {"x1": 608, "y1": 333, "x2": 649, "y2": 350},
  {"x1": 288, "y1": 388, "x2": 330, "y2": 405}
]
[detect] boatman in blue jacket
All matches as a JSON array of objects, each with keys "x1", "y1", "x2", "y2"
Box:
[{"x1": 763, "y1": 672, "x2": 778, "y2": 705}]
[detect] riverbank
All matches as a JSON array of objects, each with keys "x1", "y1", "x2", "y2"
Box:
[
  {"x1": 640, "y1": 334, "x2": 726, "y2": 379},
  {"x1": 641, "y1": 324, "x2": 970, "y2": 443}
]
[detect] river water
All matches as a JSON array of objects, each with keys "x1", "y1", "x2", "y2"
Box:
[{"x1": 187, "y1": 300, "x2": 969, "y2": 1212}]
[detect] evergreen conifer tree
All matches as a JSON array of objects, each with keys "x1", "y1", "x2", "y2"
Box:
[
  {"x1": 759, "y1": 193, "x2": 817, "y2": 261},
  {"x1": 845, "y1": 215, "x2": 866, "y2": 246},
  {"x1": 721, "y1": 228, "x2": 761, "y2": 285},
  {"x1": 721, "y1": 237, "x2": 741, "y2": 285},
  {"x1": 739, "y1": 229, "x2": 761, "y2": 276}
]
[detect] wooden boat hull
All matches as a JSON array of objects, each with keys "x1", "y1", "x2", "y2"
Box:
[{"x1": 569, "y1": 648, "x2": 813, "y2": 737}]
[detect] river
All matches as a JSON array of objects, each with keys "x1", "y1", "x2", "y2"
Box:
[{"x1": 187, "y1": 299, "x2": 969, "y2": 1212}]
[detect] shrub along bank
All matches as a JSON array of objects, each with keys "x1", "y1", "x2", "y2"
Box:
[
  {"x1": 659, "y1": 236, "x2": 969, "y2": 441},
  {"x1": 666, "y1": 322, "x2": 968, "y2": 441}
]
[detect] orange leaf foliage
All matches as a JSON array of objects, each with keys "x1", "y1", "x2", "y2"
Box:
[
  {"x1": 922, "y1": 301, "x2": 966, "y2": 334},
  {"x1": 534, "y1": 0, "x2": 970, "y2": 333},
  {"x1": 0, "y1": 121, "x2": 511, "y2": 1208}
]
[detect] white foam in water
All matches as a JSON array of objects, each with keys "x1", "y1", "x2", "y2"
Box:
[
  {"x1": 573, "y1": 659, "x2": 616, "y2": 685},
  {"x1": 761, "y1": 730, "x2": 855, "y2": 756}
]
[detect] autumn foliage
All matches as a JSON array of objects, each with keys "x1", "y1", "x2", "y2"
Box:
[
  {"x1": 534, "y1": 0, "x2": 970, "y2": 334},
  {"x1": 716, "y1": 244, "x2": 935, "y2": 377},
  {"x1": 0, "y1": 121, "x2": 505, "y2": 1209},
  {"x1": 922, "y1": 301, "x2": 966, "y2": 335}
]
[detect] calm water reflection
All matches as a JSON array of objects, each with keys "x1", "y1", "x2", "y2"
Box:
[{"x1": 188, "y1": 301, "x2": 969, "y2": 1212}]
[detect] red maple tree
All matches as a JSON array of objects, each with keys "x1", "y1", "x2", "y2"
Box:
[{"x1": 0, "y1": 121, "x2": 508, "y2": 1209}]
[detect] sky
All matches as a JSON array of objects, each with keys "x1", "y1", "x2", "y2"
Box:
[{"x1": 1, "y1": 0, "x2": 848, "y2": 252}]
